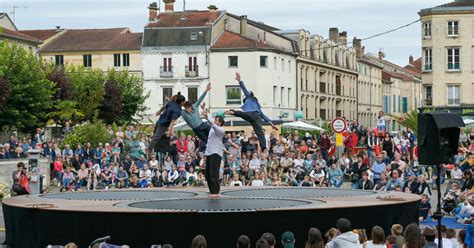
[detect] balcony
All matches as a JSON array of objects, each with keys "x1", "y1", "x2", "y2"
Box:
[
  {"x1": 320, "y1": 82, "x2": 326, "y2": 94},
  {"x1": 160, "y1": 66, "x2": 173, "y2": 78},
  {"x1": 423, "y1": 98, "x2": 432, "y2": 106},
  {"x1": 185, "y1": 66, "x2": 199, "y2": 78}
]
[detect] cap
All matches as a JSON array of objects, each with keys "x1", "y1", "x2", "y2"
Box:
[
  {"x1": 281, "y1": 231, "x2": 295, "y2": 248},
  {"x1": 422, "y1": 227, "x2": 436, "y2": 236},
  {"x1": 408, "y1": 172, "x2": 416, "y2": 177}
]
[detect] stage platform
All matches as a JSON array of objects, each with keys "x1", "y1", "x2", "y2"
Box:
[{"x1": 2, "y1": 187, "x2": 420, "y2": 247}]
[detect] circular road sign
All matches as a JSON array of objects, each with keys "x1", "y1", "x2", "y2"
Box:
[{"x1": 331, "y1": 118, "x2": 347, "y2": 133}]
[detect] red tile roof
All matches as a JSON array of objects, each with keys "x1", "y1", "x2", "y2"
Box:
[
  {"x1": 404, "y1": 57, "x2": 422, "y2": 75},
  {"x1": 147, "y1": 11, "x2": 223, "y2": 28},
  {"x1": 0, "y1": 27, "x2": 42, "y2": 44},
  {"x1": 212, "y1": 30, "x2": 275, "y2": 49},
  {"x1": 383, "y1": 71, "x2": 413, "y2": 81},
  {"x1": 18, "y1": 29, "x2": 63, "y2": 41},
  {"x1": 41, "y1": 28, "x2": 142, "y2": 52}
]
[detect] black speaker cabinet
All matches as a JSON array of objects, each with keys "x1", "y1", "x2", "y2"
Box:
[{"x1": 418, "y1": 113, "x2": 465, "y2": 165}]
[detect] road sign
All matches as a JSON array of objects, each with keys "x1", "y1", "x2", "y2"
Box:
[{"x1": 331, "y1": 118, "x2": 347, "y2": 133}]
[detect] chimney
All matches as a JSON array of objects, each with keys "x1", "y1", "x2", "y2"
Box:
[
  {"x1": 338, "y1": 31, "x2": 347, "y2": 45},
  {"x1": 378, "y1": 49, "x2": 385, "y2": 60},
  {"x1": 240, "y1": 15, "x2": 248, "y2": 36},
  {"x1": 163, "y1": 0, "x2": 175, "y2": 13},
  {"x1": 207, "y1": 5, "x2": 218, "y2": 12},
  {"x1": 148, "y1": 2, "x2": 158, "y2": 21},
  {"x1": 352, "y1": 37, "x2": 365, "y2": 58},
  {"x1": 409, "y1": 55, "x2": 414, "y2": 64},
  {"x1": 329, "y1": 27, "x2": 338, "y2": 43}
]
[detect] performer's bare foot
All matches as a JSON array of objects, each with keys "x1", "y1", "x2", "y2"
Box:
[{"x1": 208, "y1": 194, "x2": 220, "y2": 199}]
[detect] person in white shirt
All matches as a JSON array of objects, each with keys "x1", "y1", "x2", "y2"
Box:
[
  {"x1": 168, "y1": 166, "x2": 179, "y2": 186},
  {"x1": 203, "y1": 109, "x2": 225, "y2": 198},
  {"x1": 451, "y1": 164, "x2": 463, "y2": 180},
  {"x1": 251, "y1": 173, "x2": 264, "y2": 187},
  {"x1": 365, "y1": 226, "x2": 387, "y2": 248},
  {"x1": 310, "y1": 164, "x2": 326, "y2": 185},
  {"x1": 139, "y1": 164, "x2": 152, "y2": 187},
  {"x1": 434, "y1": 225, "x2": 453, "y2": 248},
  {"x1": 249, "y1": 153, "x2": 261, "y2": 172},
  {"x1": 229, "y1": 174, "x2": 243, "y2": 187}
]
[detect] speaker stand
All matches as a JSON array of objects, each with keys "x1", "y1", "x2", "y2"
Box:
[{"x1": 431, "y1": 164, "x2": 443, "y2": 248}]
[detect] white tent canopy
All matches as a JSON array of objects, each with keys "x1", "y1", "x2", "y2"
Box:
[{"x1": 281, "y1": 120, "x2": 325, "y2": 131}]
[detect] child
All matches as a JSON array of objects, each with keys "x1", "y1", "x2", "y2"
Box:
[
  {"x1": 442, "y1": 183, "x2": 461, "y2": 213},
  {"x1": 385, "y1": 235, "x2": 397, "y2": 248},
  {"x1": 62, "y1": 167, "x2": 74, "y2": 191},
  {"x1": 419, "y1": 194, "x2": 432, "y2": 222},
  {"x1": 456, "y1": 195, "x2": 474, "y2": 224}
]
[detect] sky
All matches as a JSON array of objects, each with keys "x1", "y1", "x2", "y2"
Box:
[{"x1": 1, "y1": 0, "x2": 448, "y2": 66}]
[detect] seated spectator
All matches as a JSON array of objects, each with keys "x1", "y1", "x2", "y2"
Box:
[
  {"x1": 261, "y1": 232, "x2": 276, "y2": 248},
  {"x1": 129, "y1": 175, "x2": 140, "y2": 188},
  {"x1": 391, "y1": 224, "x2": 404, "y2": 248},
  {"x1": 241, "y1": 166, "x2": 255, "y2": 186},
  {"x1": 451, "y1": 164, "x2": 463, "y2": 180},
  {"x1": 358, "y1": 171, "x2": 374, "y2": 190},
  {"x1": 309, "y1": 164, "x2": 325, "y2": 185},
  {"x1": 229, "y1": 174, "x2": 243, "y2": 187},
  {"x1": 417, "y1": 175, "x2": 432, "y2": 196},
  {"x1": 365, "y1": 226, "x2": 386, "y2": 248},
  {"x1": 168, "y1": 166, "x2": 179, "y2": 186},
  {"x1": 100, "y1": 165, "x2": 112, "y2": 189},
  {"x1": 305, "y1": 228, "x2": 324, "y2": 248},
  {"x1": 402, "y1": 172, "x2": 418, "y2": 194},
  {"x1": 325, "y1": 228, "x2": 338, "y2": 244},
  {"x1": 385, "y1": 169, "x2": 404, "y2": 191},
  {"x1": 195, "y1": 172, "x2": 206, "y2": 187},
  {"x1": 281, "y1": 231, "x2": 295, "y2": 248},
  {"x1": 237, "y1": 235, "x2": 251, "y2": 248},
  {"x1": 422, "y1": 227, "x2": 436, "y2": 248},
  {"x1": 191, "y1": 235, "x2": 207, "y2": 248},
  {"x1": 456, "y1": 195, "x2": 474, "y2": 224},
  {"x1": 186, "y1": 166, "x2": 198, "y2": 186},
  {"x1": 301, "y1": 175, "x2": 314, "y2": 187},
  {"x1": 286, "y1": 166, "x2": 299, "y2": 186},
  {"x1": 326, "y1": 218, "x2": 360, "y2": 247},
  {"x1": 373, "y1": 172, "x2": 388, "y2": 191},
  {"x1": 62, "y1": 166, "x2": 74, "y2": 191},
  {"x1": 328, "y1": 163, "x2": 343, "y2": 188},
  {"x1": 74, "y1": 163, "x2": 89, "y2": 191},
  {"x1": 419, "y1": 194, "x2": 431, "y2": 222},
  {"x1": 271, "y1": 173, "x2": 282, "y2": 186},
  {"x1": 442, "y1": 182, "x2": 461, "y2": 213},
  {"x1": 163, "y1": 155, "x2": 175, "y2": 172},
  {"x1": 115, "y1": 165, "x2": 129, "y2": 188},
  {"x1": 87, "y1": 163, "x2": 101, "y2": 190},
  {"x1": 139, "y1": 164, "x2": 152, "y2": 187},
  {"x1": 403, "y1": 223, "x2": 421, "y2": 248}
]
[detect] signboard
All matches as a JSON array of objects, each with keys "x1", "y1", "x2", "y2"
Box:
[
  {"x1": 331, "y1": 118, "x2": 347, "y2": 133},
  {"x1": 335, "y1": 133, "x2": 343, "y2": 147}
]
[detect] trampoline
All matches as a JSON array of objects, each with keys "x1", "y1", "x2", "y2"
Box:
[
  {"x1": 41, "y1": 190, "x2": 197, "y2": 201},
  {"x1": 223, "y1": 187, "x2": 380, "y2": 198}
]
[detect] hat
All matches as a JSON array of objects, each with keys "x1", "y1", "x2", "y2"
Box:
[
  {"x1": 0, "y1": 144, "x2": 3, "y2": 148},
  {"x1": 281, "y1": 231, "x2": 295, "y2": 248},
  {"x1": 408, "y1": 172, "x2": 416, "y2": 177},
  {"x1": 422, "y1": 227, "x2": 436, "y2": 236}
]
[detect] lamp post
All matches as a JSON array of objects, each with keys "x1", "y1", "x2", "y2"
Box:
[{"x1": 198, "y1": 31, "x2": 208, "y2": 65}]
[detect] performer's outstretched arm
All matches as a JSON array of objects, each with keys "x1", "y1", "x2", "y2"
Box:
[
  {"x1": 235, "y1": 72, "x2": 251, "y2": 98},
  {"x1": 193, "y1": 83, "x2": 211, "y2": 110}
]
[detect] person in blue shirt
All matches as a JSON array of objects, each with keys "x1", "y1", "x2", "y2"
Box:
[
  {"x1": 225, "y1": 73, "x2": 278, "y2": 152},
  {"x1": 181, "y1": 83, "x2": 211, "y2": 142},
  {"x1": 148, "y1": 92, "x2": 186, "y2": 154}
]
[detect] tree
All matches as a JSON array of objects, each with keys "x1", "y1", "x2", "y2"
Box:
[
  {"x1": 387, "y1": 109, "x2": 418, "y2": 134},
  {"x1": 68, "y1": 65, "x2": 105, "y2": 122},
  {"x1": 47, "y1": 66, "x2": 74, "y2": 101},
  {"x1": 106, "y1": 69, "x2": 148, "y2": 124},
  {"x1": 0, "y1": 78, "x2": 11, "y2": 111},
  {"x1": 99, "y1": 79, "x2": 123, "y2": 124},
  {"x1": 0, "y1": 41, "x2": 55, "y2": 133},
  {"x1": 62, "y1": 121, "x2": 110, "y2": 149}
]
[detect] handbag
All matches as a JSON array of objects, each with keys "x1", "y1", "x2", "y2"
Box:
[{"x1": 12, "y1": 183, "x2": 22, "y2": 193}]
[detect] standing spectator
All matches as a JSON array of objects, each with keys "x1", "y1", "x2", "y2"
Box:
[
  {"x1": 422, "y1": 227, "x2": 436, "y2": 248},
  {"x1": 237, "y1": 235, "x2": 251, "y2": 248},
  {"x1": 191, "y1": 235, "x2": 207, "y2": 248},
  {"x1": 326, "y1": 218, "x2": 360, "y2": 247},
  {"x1": 434, "y1": 225, "x2": 453, "y2": 248},
  {"x1": 256, "y1": 239, "x2": 270, "y2": 248},
  {"x1": 305, "y1": 228, "x2": 324, "y2": 248},
  {"x1": 403, "y1": 223, "x2": 422, "y2": 248},
  {"x1": 367, "y1": 129, "x2": 379, "y2": 159},
  {"x1": 261, "y1": 232, "x2": 276, "y2": 248},
  {"x1": 53, "y1": 156, "x2": 63, "y2": 186},
  {"x1": 176, "y1": 132, "x2": 189, "y2": 155},
  {"x1": 12, "y1": 162, "x2": 31, "y2": 195},
  {"x1": 365, "y1": 226, "x2": 386, "y2": 248},
  {"x1": 320, "y1": 132, "x2": 331, "y2": 163},
  {"x1": 281, "y1": 231, "x2": 296, "y2": 248},
  {"x1": 391, "y1": 224, "x2": 405, "y2": 248}
]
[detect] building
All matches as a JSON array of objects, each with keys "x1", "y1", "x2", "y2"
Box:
[
  {"x1": 419, "y1": 0, "x2": 474, "y2": 108},
  {"x1": 0, "y1": 13, "x2": 42, "y2": 51},
  {"x1": 353, "y1": 38, "x2": 384, "y2": 128},
  {"x1": 279, "y1": 28, "x2": 358, "y2": 122},
  {"x1": 366, "y1": 52, "x2": 422, "y2": 131},
  {"x1": 142, "y1": 1, "x2": 223, "y2": 119},
  {"x1": 209, "y1": 14, "x2": 298, "y2": 123},
  {"x1": 33, "y1": 27, "x2": 142, "y2": 74}
]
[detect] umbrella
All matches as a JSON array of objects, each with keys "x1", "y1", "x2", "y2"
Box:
[{"x1": 281, "y1": 120, "x2": 325, "y2": 131}]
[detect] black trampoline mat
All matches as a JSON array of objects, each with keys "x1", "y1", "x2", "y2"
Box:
[
  {"x1": 41, "y1": 190, "x2": 197, "y2": 201},
  {"x1": 128, "y1": 198, "x2": 318, "y2": 212},
  {"x1": 222, "y1": 188, "x2": 378, "y2": 198}
]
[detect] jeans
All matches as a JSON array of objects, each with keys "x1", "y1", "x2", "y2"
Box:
[
  {"x1": 352, "y1": 181, "x2": 360, "y2": 189},
  {"x1": 63, "y1": 178, "x2": 72, "y2": 189},
  {"x1": 74, "y1": 179, "x2": 87, "y2": 190},
  {"x1": 330, "y1": 178, "x2": 343, "y2": 188},
  {"x1": 55, "y1": 171, "x2": 62, "y2": 182},
  {"x1": 456, "y1": 213, "x2": 470, "y2": 221}
]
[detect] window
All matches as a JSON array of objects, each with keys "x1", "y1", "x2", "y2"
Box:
[
  {"x1": 55, "y1": 55, "x2": 64, "y2": 66},
  {"x1": 228, "y1": 56, "x2": 238, "y2": 68},
  {"x1": 424, "y1": 86, "x2": 432, "y2": 105},
  {"x1": 274, "y1": 57, "x2": 277, "y2": 69},
  {"x1": 423, "y1": 48, "x2": 432, "y2": 71},
  {"x1": 162, "y1": 87, "x2": 173, "y2": 104},
  {"x1": 402, "y1": 97, "x2": 408, "y2": 113},
  {"x1": 393, "y1": 95, "x2": 396, "y2": 113},
  {"x1": 188, "y1": 87, "x2": 198, "y2": 103},
  {"x1": 273, "y1": 86, "x2": 277, "y2": 106},
  {"x1": 114, "y1": 54, "x2": 121, "y2": 67},
  {"x1": 188, "y1": 56, "x2": 197, "y2": 71},
  {"x1": 83, "y1": 54, "x2": 92, "y2": 67},
  {"x1": 423, "y1": 22, "x2": 431, "y2": 37},
  {"x1": 190, "y1": 32, "x2": 198, "y2": 41},
  {"x1": 281, "y1": 58, "x2": 285, "y2": 71},
  {"x1": 226, "y1": 86, "x2": 241, "y2": 104},
  {"x1": 447, "y1": 48, "x2": 460, "y2": 70},
  {"x1": 398, "y1": 95, "x2": 401, "y2": 112},
  {"x1": 288, "y1": 60, "x2": 291, "y2": 72},
  {"x1": 288, "y1": 88, "x2": 292, "y2": 107},
  {"x1": 123, "y1": 54, "x2": 130, "y2": 67},
  {"x1": 281, "y1": 87, "x2": 284, "y2": 107},
  {"x1": 447, "y1": 21, "x2": 459, "y2": 36},
  {"x1": 163, "y1": 58, "x2": 172, "y2": 72},
  {"x1": 447, "y1": 85, "x2": 460, "y2": 105},
  {"x1": 260, "y1": 56, "x2": 268, "y2": 67}
]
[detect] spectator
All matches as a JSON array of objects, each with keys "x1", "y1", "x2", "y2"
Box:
[
  {"x1": 422, "y1": 227, "x2": 436, "y2": 248},
  {"x1": 251, "y1": 173, "x2": 264, "y2": 187},
  {"x1": 261, "y1": 232, "x2": 276, "y2": 248},
  {"x1": 191, "y1": 235, "x2": 207, "y2": 248},
  {"x1": 62, "y1": 166, "x2": 74, "y2": 191},
  {"x1": 434, "y1": 225, "x2": 453, "y2": 248},
  {"x1": 237, "y1": 235, "x2": 251, "y2": 248},
  {"x1": 129, "y1": 175, "x2": 140, "y2": 188},
  {"x1": 325, "y1": 228, "x2": 338, "y2": 244},
  {"x1": 53, "y1": 156, "x2": 64, "y2": 186},
  {"x1": 372, "y1": 155, "x2": 386, "y2": 184},
  {"x1": 256, "y1": 238, "x2": 270, "y2": 248},
  {"x1": 328, "y1": 163, "x2": 343, "y2": 188},
  {"x1": 419, "y1": 194, "x2": 431, "y2": 222},
  {"x1": 12, "y1": 162, "x2": 30, "y2": 195},
  {"x1": 365, "y1": 226, "x2": 386, "y2": 248},
  {"x1": 281, "y1": 231, "x2": 296, "y2": 248},
  {"x1": 391, "y1": 224, "x2": 404, "y2": 248},
  {"x1": 385, "y1": 235, "x2": 397, "y2": 248},
  {"x1": 305, "y1": 228, "x2": 324, "y2": 248},
  {"x1": 416, "y1": 176, "x2": 432, "y2": 196},
  {"x1": 358, "y1": 171, "x2": 374, "y2": 190},
  {"x1": 229, "y1": 174, "x2": 243, "y2": 187},
  {"x1": 446, "y1": 228, "x2": 457, "y2": 248},
  {"x1": 351, "y1": 154, "x2": 368, "y2": 189},
  {"x1": 374, "y1": 172, "x2": 388, "y2": 191},
  {"x1": 402, "y1": 172, "x2": 418, "y2": 194},
  {"x1": 115, "y1": 165, "x2": 129, "y2": 188},
  {"x1": 74, "y1": 163, "x2": 89, "y2": 191},
  {"x1": 326, "y1": 218, "x2": 360, "y2": 248},
  {"x1": 457, "y1": 229, "x2": 466, "y2": 248},
  {"x1": 385, "y1": 169, "x2": 404, "y2": 191},
  {"x1": 403, "y1": 223, "x2": 421, "y2": 248}
]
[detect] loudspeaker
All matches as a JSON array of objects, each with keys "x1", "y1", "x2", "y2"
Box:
[{"x1": 418, "y1": 113, "x2": 464, "y2": 165}]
